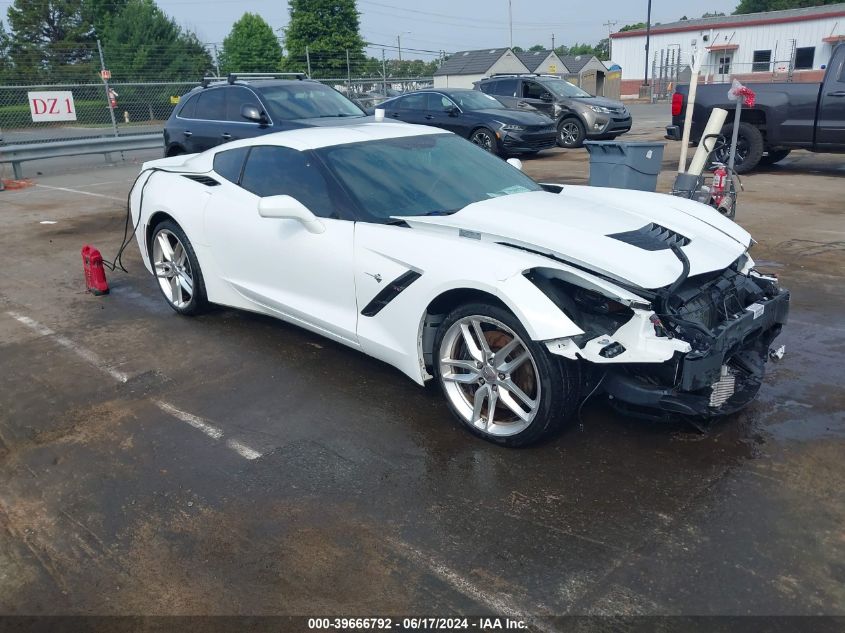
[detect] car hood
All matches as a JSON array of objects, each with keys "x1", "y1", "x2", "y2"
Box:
[
  {"x1": 471, "y1": 109, "x2": 553, "y2": 125},
  {"x1": 399, "y1": 187, "x2": 751, "y2": 290},
  {"x1": 569, "y1": 95, "x2": 625, "y2": 110},
  {"x1": 294, "y1": 114, "x2": 373, "y2": 126}
]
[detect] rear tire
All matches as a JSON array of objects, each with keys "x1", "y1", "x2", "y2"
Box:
[
  {"x1": 716, "y1": 122, "x2": 764, "y2": 174},
  {"x1": 433, "y1": 302, "x2": 580, "y2": 447}
]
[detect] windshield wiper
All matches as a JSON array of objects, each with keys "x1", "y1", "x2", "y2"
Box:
[{"x1": 319, "y1": 113, "x2": 363, "y2": 117}]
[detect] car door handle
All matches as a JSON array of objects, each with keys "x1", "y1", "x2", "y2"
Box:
[
  {"x1": 827, "y1": 91, "x2": 845, "y2": 97},
  {"x1": 424, "y1": 115, "x2": 435, "y2": 120},
  {"x1": 390, "y1": 112, "x2": 400, "y2": 118},
  {"x1": 183, "y1": 131, "x2": 192, "y2": 137},
  {"x1": 221, "y1": 133, "x2": 232, "y2": 140}
]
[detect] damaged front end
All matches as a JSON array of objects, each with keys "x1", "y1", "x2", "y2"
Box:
[{"x1": 532, "y1": 251, "x2": 790, "y2": 420}]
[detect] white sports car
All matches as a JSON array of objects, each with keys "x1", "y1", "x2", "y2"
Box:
[{"x1": 130, "y1": 123, "x2": 789, "y2": 446}]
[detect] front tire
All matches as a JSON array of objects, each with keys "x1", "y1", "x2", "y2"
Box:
[
  {"x1": 434, "y1": 302, "x2": 580, "y2": 446},
  {"x1": 149, "y1": 220, "x2": 207, "y2": 315},
  {"x1": 469, "y1": 127, "x2": 498, "y2": 154},
  {"x1": 557, "y1": 117, "x2": 585, "y2": 148}
]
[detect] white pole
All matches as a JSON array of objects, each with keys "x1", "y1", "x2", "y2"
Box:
[
  {"x1": 678, "y1": 47, "x2": 703, "y2": 173},
  {"x1": 687, "y1": 107, "x2": 728, "y2": 177}
]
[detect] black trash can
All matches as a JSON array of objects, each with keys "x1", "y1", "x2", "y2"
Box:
[{"x1": 583, "y1": 141, "x2": 665, "y2": 192}]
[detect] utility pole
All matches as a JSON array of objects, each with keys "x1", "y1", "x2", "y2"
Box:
[
  {"x1": 508, "y1": 0, "x2": 513, "y2": 49},
  {"x1": 603, "y1": 20, "x2": 617, "y2": 59},
  {"x1": 551, "y1": 33, "x2": 555, "y2": 51},
  {"x1": 382, "y1": 48, "x2": 387, "y2": 94},
  {"x1": 643, "y1": 0, "x2": 652, "y2": 88},
  {"x1": 96, "y1": 39, "x2": 118, "y2": 137}
]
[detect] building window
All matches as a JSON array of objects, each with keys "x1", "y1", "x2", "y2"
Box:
[
  {"x1": 718, "y1": 55, "x2": 732, "y2": 75},
  {"x1": 794, "y1": 47, "x2": 815, "y2": 70},
  {"x1": 752, "y1": 50, "x2": 772, "y2": 73}
]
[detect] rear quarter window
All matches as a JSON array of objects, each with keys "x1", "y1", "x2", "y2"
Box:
[
  {"x1": 178, "y1": 93, "x2": 199, "y2": 118},
  {"x1": 213, "y1": 147, "x2": 249, "y2": 184}
]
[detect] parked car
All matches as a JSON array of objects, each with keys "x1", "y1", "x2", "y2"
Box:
[
  {"x1": 380, "y1": 88, "x2": 557, "y2": 155},
  {"x1": 353, "y1": 88, "x2": 403, "y2": 110},
  {"x1": 475, "y1": 74, "x2": 632, "y2": 148},
  {"x1": 164, "y1": 73, "x2": 367, "y2": 156},
  {"x1": 130, "y1": 123, "x2": 789, "y2": 446},
  {"x1": 666, "y1": 43, "x2": 845, "y2": 173}
]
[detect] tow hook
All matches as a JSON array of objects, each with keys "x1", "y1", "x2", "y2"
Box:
[{"x1": 769, "y1": 345, "x2": 786, "y2": 361}]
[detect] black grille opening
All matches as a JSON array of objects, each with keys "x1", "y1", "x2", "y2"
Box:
[
  {"x1": 182, "y1": 174, "x2": 220, "y2": 186},
  {"x1": 608, "y1": 223, "x2": 690, "y2": 251}
]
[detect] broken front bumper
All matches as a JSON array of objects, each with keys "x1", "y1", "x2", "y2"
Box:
[{"x1": 603, "y1": 288, "x2": 790, "y2": 418}]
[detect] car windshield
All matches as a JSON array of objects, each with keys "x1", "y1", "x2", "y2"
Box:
[
  {"x1": 258, "y1": 84, "x2": 365, "y2": 120},
  {"x1": 541, "y1": 78, "x2": 592, "y2": 98},
  {"x1": 316, "y1": 133, "x2": 541, "y2": 221},
  {"x1": 449, "y1": 91, "x2": 505, "y2": 111}
]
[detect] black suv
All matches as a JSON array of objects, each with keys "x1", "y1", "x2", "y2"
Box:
[
  {"x1": 475, "y1": 74, "x2": 631, "y2": 148},
  {"x1": 164, "y1": 73, "x2": 367, "y2": 156}
]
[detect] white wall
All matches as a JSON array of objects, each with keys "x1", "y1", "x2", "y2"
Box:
[
  {"x1": 433, "y1": 73, "x2": 485, "y2": 89},
  {"x1": 611, "y1": 13, "x2": 845, "y2": 81}
]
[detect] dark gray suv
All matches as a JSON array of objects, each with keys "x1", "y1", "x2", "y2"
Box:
[
  {"x1": 164, "y1": 74, "x2": 367, "y2": 156},
  {"x1": 475, "y1": 74, "x2": 631, "y2": 148}
]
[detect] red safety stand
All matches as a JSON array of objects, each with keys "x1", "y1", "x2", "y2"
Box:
[{"x1": 82, "y1": 245, "x2": 110, "y2": 295}]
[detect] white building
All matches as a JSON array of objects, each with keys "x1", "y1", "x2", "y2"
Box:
[
  {"x1": 610, "y1": 3, "x2": 845, "y2": 98},
  {"x1": 433, "y1": 49, "x2": 528, "y2": 89}
]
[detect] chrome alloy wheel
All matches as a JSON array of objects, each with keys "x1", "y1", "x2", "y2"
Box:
[
  {"x1": 152, "y1": 229, "x2": 194, "y2": 309},
  {"x1": 438, "y1": 316, "x2": 541, "y2": 436},
  {"x1": 559, "y1": 121, "x2": 580, "y2": 146},
  {"x1": 470, "y1": 129, "x2": 495, "y2": 152}
]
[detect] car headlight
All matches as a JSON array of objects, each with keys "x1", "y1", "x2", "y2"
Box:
[
  {"x1": 553, "y1": 103, "x2": 563, "y2": 116},
  {"x1": 500, "y1": 123, "x2": 526, "y2": 131},
  {"x1": 590, "y1": 105, "x2": 611, "y2": 114}
]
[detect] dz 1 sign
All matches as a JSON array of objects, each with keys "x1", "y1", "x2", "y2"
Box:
[{"x1": 28, "y1": 91, "x2": 77, "y2": 122}]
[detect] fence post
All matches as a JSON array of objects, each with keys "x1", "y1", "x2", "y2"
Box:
[
  {"x1": 306, "y1": 45, "x2": 312, "y2": 78},
  {"x1": 97, "y1": 39, "x2": 119, "y2": 137}
]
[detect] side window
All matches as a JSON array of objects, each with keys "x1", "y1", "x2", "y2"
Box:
[
  {"x1": 523, "y1": 81, "x2": 548, "y2": 99},
  {"x1": 240, "y1": 146, "x2": 337, "y2": 218},
  {"x1": 398, "y1": 93, "x2": 427, "y2": 110},
  {"x1": 178, "y1": 93, "x2": 198, "y2": 118},
  {"x1": 194, "y1": 88, "x2": 226, "y2": 120},
  {"x1": 213, "y1": 147, "x2": 249, "y2": 184},
  {"x1": 226, "y1": 86, "x2": 260, "y2": 122},
  {"x1": 427, "y1": 94, "x2": 454, "y2": 111},
  {"x1": 496, "y1": 78, "x2": 518, "y2": 96},
  {"x1": 479, "y1": 80, "x2": 498, "y2": 94}
]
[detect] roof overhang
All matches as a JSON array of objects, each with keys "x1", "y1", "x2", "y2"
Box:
[
  {"x1": 610, "y1": 9, "x2": 845, "y2": 39},
  {"x1": 822, "y1": 34, "x2": 845, "y2": 43},
  {"x1": 706, "y1": 44, "x2": 740, "y2": 52}
]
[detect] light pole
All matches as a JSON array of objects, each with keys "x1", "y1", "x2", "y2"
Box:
[
  {"x1": 643, "y1": 0, "x2": 652, "y2": 87},
  {"x1": 397, "y1": 32, "x2": 411, "y2": 62},
  {"x1": 508, "y1": 0, "x2": 513, "y2": 49}
]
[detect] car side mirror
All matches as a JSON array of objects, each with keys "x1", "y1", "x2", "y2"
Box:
[
  {"x1": 258, "y1": 195, "x2": 325, "y2": 234},
  {"x1": 540, "y1": 93, "x2": 553, "y2": 102},
  {"x1": 506, "y1": 158, "x2": 523, "y2": 171},
  {"x1": 448, "y1": 106, "x2": 460, "y2": 117},
  {"x1": 241, "y1": 104, "x2": 268, "y2": 125}
]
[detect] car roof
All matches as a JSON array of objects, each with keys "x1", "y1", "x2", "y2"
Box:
[
  {"x1": 209, "y1": 121, "x2": 450, "y2": 152},
  {"x1": 188, "y1": 79, "x2": 325, "y2": 94}
]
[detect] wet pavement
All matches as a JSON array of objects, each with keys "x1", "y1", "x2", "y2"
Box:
[{"x1": 1, "y1": 108, "x2": 844, "y2": 626}]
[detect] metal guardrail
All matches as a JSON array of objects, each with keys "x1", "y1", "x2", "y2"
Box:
[{"x1": 0, "y1": 133, "x2": 163, "y2": 179}]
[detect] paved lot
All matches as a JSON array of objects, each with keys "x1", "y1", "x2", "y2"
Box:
[{"x1": 1, "y1": 106, "x2": 844, "y2": 626}]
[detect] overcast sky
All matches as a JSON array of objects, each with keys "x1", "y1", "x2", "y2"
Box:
[{"x1": 1, "y1": 0, "x2": 740, "y2": 58}]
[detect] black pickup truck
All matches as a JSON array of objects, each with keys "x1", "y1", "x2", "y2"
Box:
[{"x1": 666, "y1": 43, "x2": 845, "y2": 173}]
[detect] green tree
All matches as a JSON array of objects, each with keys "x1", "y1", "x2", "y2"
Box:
[
  {"x1": 734, "y1": 0, "x2": 839, "y2": 13},
  {"x1": 218, "y1": 13, "x2": 282, "y2": 74},
  {"x1": 618, "y1": 22, "x2": 646, "y2": 32},
  {"x1": 101, "y1": 0, "x2": 211, "y2": 80},
  {"x1": 594, "y1": 38, "x2": 610, "y2": 60},
  {"x1": 528, "y1": 44, "x2": 546, "y2": 52},
  {"x1": 282, "y1": 0, "x2": 366, "y2": 77},
  {"x1": 0, "y1": 21, "x2": 11, "y2": 80},
  {"x1": 6, "y1": 0, "x2": 95, "y2": 80},
  {"x1": 84, "y1": 0, "x2": 129, "y2": 37}
]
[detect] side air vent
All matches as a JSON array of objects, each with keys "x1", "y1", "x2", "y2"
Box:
[
  {"x1": 360, "y1": 271, "x2": 421, "y2": 317},
  {"x1": 607, "y1": 223, "x2": 690, "y2": 252},
  {"x1": 182, "y1": 174, "x2": 220, "y2": 186}
]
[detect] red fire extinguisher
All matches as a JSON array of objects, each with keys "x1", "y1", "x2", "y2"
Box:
[
  {"x1": 82, "y1": 245, "x2": 110, "y2": 295},
  {"x1": 108, "y1": 88, "x2": 118, "y2": 110},
  {"x1": 711, "y1": 163, "x2": 728, "y2": 208}
]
